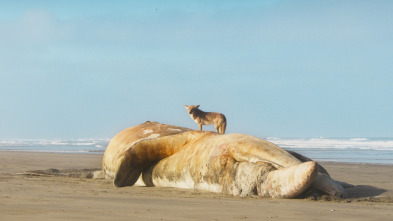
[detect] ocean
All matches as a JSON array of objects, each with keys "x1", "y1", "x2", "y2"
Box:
[
  {"x1": 267, "y1": 137, "x2": 393, "y2": 165},
  {"x1": 1, "y1": 137, "x2": 392, "y2": 165},
  {"x1": 0, "y1": 138, "x2": 109, "y2": 154}
]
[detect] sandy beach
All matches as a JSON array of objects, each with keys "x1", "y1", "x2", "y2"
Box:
[{"x1": 0, "y1": 151, "x2": 392, "y2": 221}]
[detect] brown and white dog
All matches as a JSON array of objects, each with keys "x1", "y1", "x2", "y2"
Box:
[{"x1": 184, "y1": 105, "x2": 227, "y2": 134}]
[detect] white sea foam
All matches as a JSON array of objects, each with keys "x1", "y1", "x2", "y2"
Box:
[
  {"x1": 1, "y1": 137, "x2": 392, "y2": 164},
  {"x1": 266, "y1": 137, "x2": 393, "y2": 164},
  {"x1": 0, "y1": 138, "x2": 110, "y2": 153},
  {"x1": 267, "y1": 137, "x2": 393, "y2": 151}
]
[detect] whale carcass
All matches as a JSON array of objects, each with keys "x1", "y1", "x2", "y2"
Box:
[{"x1": 102, "y1": 121, "x2": 346, "y2": 198}]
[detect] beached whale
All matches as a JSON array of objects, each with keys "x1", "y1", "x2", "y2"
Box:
[{"x1": 102, "y1": 121, "x2": 346, "y2": 198}]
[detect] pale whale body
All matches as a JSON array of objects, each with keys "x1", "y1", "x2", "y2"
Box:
[{"x1": 102, "y1": 122, "x2": 346, "y2": 198}]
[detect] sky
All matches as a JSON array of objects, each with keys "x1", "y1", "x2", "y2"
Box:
[{"x1": 1, "y1": 0, "x2": 392, "y2": 139}]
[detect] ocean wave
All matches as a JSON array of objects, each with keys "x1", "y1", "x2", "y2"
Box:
[
  {"x1": 2, "y1": 138, "x2": 393, "y2": 151},
  {"x1": 0, "y1": 139, "x2": 110, "y2": 146},
  {"x1": 0, "y1": 138, "x2": 110, "y2": 153},
  {"x1": 1, "y1": 138, "x2": 392, "y2": 164},
  {"x1": 0, "y1": 149, "x2": 99, "y2": 154},
  {"x1": 350, "y1": 138, "x2": 368, "y2": 141},
  {"x1": 267, "y1": 137, "x2": 393, "y2": 151}
]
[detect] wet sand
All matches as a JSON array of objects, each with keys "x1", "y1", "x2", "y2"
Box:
[{"x1": 0, "y1": 151, "x2": 392, "y2": 220}]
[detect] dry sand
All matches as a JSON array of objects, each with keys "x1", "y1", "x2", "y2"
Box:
[{"x1": 0, "y1": 151, "x2": 392, "y2": 221}]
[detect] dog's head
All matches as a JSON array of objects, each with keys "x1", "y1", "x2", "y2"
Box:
[{"x1": 184, "y1": 105, "x2": 200, "y2": 114}]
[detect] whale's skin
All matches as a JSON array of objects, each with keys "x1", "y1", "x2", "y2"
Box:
[
  {"x1": 102, "y1": 121, "x2": 192, "y2": 184},
  {"x1": 102, "y1": 121, "x2": 346, "y2": 198}
]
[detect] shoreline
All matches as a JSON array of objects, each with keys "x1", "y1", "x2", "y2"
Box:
[
  {"x1": 1, "y1": 151, "x2": 392, "y2": 220},
  {"x1": 2, "y1": 149, "x2": 392, "y2": 165},
  {"x1": 0, "y1": 150, "x2": 105, "y2": 155}
]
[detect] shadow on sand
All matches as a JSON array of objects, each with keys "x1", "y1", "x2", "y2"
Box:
[
  {"x1": 307, "y1": 185, "x2": 392, "y2": 203},
  {"x1": 346, "y1": 185, "x2": 386, "y2": 198}
]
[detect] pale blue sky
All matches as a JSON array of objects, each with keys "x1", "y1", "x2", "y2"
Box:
[{"x1": 1, "y1": 0, "x2": 392, "y2": 139}]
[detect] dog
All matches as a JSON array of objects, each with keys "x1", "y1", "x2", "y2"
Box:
[{"x1": 184, "y1": 105, "x2": 227, "y2": 134}]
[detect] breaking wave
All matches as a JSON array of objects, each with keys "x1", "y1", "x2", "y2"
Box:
[
  {"x1": 267, "y1": 137, "x2": 393, "y2": 165},
  {"x1": 1, "y1": 137, "x2": 392, "y2": 164},
  {"x1": 0, "y1": 138, "x2": 110, "y2": 154}
]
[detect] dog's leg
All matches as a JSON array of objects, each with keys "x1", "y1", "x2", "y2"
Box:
[
  {"x1": 214, "y1": 124, "x2": 220, "y2": 133},
  {"x1": 220, "y1": 122, "x2": 226, "y2": 134},
  {"x1": 199, "y1": 124, "x2": 202, "y2": 131}
]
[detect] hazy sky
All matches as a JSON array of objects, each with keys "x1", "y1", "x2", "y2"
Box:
[{"x1": 1, "y1": 0, "x2": 392, "y2": 139}]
